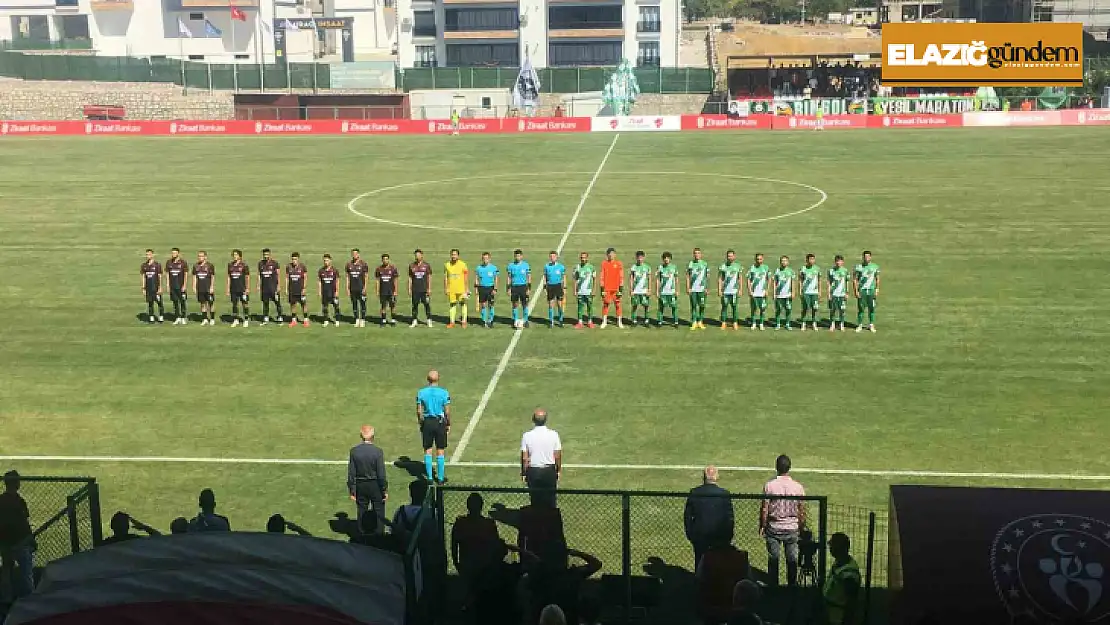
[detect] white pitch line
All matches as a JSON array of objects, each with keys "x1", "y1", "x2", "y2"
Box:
[
  {"x1": 450, "y1": 134, "x2": 620, "y2": 463},
  {"x1": 4, "y1": 455, "x2": 1110, "y2": 482}
]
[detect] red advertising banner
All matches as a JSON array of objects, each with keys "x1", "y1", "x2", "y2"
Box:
[
  {"x1": 0, "y1": 117, "x2": 593, "y2": 137},
  {"x1": 1059, "y1": 109, "x2": 1110, "y2": 126},
  {"x1": 771, "y1": 115, "x2": 869, "y2": 130},
  {"x1": 867, "y1": 114, "x2": 964, "y2": 129},
  {"x1": 961, "y1": 111, "x2": 1063, "y2": 127},
  {"x1": 680, "y1": 115, "x2": 773, "y2": 130}
]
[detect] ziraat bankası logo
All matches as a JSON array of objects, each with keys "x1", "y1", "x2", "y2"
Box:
[{"x1": 882, "y1": 23, "x2": 1083, "y2": 87}]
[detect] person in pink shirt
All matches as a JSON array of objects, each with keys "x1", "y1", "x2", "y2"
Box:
[{"x1": 759, "y1": 455, "x2": 806, "y2": 587}]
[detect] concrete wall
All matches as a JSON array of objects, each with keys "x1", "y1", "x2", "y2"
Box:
[{"x1": 0, "y1": 77, "x2": 234, "y2": 120}]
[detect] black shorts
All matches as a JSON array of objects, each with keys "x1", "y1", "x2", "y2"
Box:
[
  {"x1": 196, "y1": 292, "x2": 213, "y2": 304},
  {"x1": 379, "y1": 291, "x2": 397, "y2": 307},
  {"x1": 231, "y1": 291, "x2": 248, "y2": 304},
  {"x1": 412, "y1": 291, "x2": 429, "y2": 305},
  {"x1": 169, "y1": 285, "x2": 187, "y2": 300},
  {"x1": 421, "y1": 418, "x2": 448, "y2": 450},
  {"x1": 322, "y1": 292, "x2": 338, "y2": 306},
  {"x1": 477, "y1": 286, "x2": 495, "y2": 304},
  {"x1": 546, "y1": 285, "x2": 564, "y2": 301},
  {"x1": 351, "y1": 293, "x2": 367, "y2": 303},
  {"x1": 288, "y1": 291, "x2": 305, "y2": 305},
  {"x1": 144, "y1": 290, "x2": 161, "y2": 304},
  {"x1": 262, "y1": 286, "x2": 279, "y2": 301},
  {"x1": 511, "y1": 285, "x2": 528, "y2": 304}
]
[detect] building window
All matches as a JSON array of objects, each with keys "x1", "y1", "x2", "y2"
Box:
[
  {"x1": 549, "y1": 41, "x2": 621, "y2": 66},
  {"x1": 637, "y1": 6, "x2": 660, "y2": 32},
  {"x1": 637, "y1": 41, "x2": 659, "y2": 67},
  {"x1": 548, "y1": 5, "x2": 622, "y2": 29},
  {"x1": 235, "y1": 53, "x2": 249, "y2": 59},
  {"x1": 188, "y1": 54, "x2": 205, "y2": 60},
  {"x1": 444, "y1": 8, "x2": 519, "y2": 31},
  {"x1": 189, "y1": 13, "x2": 204, "y2": 21},
  {"x1": 55, "y1": 0, "x2": 79, "y2": 7},
  {"x1": 413, "y1": 11, "x2": 436, "y2": 37},
  {"x1": 445, "y1": 43, "x2": 518, "y2": 66},
  {"x1": 415, "y1": 45, "x2": 436, "y2": 68}
]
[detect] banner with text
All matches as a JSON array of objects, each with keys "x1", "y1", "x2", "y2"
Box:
[{"x1": 729, "y1": 98, "x2": 868, "y2": 116}]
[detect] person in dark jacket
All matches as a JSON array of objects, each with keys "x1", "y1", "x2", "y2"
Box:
[
  {"x1": 348, "y1": 424, "x2": 388, "y2": 533},
  {"x1": 684, "y1": 466, "x2": 734, "y2": 568}
]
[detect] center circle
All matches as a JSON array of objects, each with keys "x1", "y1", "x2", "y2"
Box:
[{"x1": 346, "y1": 171, "x2": 828, "y2": 236}]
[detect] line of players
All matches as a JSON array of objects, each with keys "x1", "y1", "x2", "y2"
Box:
[{"x1": 139, "y1": 246, "x2": 881, "y2": 332}]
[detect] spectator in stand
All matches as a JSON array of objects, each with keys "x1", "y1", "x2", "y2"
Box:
[
  {"x1": 517, "y1": 495, "x2": 568, "y2": 574},
  {"x1": 823, "y1": 533, "x2": 861, "y2": 625},
  {"x1": 539, "y1": 604, "x2": 568, "y2": 625},
  {"x1": 684, "y1": 466, "x2": 734, "y2": 568},
  {"x1": 101, "y1": 511, "x2": 162, "y2": 545},
  {"x1": 266, "y1": 513, "x2": 311, "y2": 536},
  {"x1": 760, "y1": 455, "x2": 805, "y2": 587},
  {"x1": 728, "y1": 579, "x2": 764, "y2": 625},
  {"x1": 518, "y1": 543, "x2": 602, "y2": 625},
  {"x1": 393, "y1": 480, "x2": 447, "y2": 620},
  {"x1": 169, "y1": 517, "x2": 189, "y2": 534},
  {"x1": 0, "y1": 470, "x2": 34, "y2": 598},
  {"x1": 576, "y1": 592, "x2": 602, "y2": 625},
  {"x1": 189, "y1": 488, "x2": 231, "y2": 532},
  {"x1": 452, "y1": 493, "x2": 508, "y2": 615},
  {"x1": 696, "y1": 542, "x2": 751, "y2": 625}
]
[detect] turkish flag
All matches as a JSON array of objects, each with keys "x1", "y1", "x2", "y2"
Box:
[{"x1": 230, "y1": 6, "x2": 247, "y2": 20}]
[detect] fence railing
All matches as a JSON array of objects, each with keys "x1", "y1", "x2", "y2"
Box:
[
  {"x1": 397, "y1": 66, "x2": 715, "y2": 94},
  {"x1": 425, "y1": 485, "x2": 844, "y2": 625},
  {"x1": 2, "y1": 477, "x2": 102, "y2": 599}
]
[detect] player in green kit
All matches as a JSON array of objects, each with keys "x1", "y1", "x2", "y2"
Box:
[
  {"x1": 629, "y1": 251, "x2": 653, "y2": 326},
  {"x1": 573, "y1": 252, "x2": 597, "y2": 329},
  {"x1": 655, "y1": 252, "x2": 679, "y2": 327},
  {"x1": 686, "y1": 248, "x2": 709, "y2": 330},
  {"x1": 771, "y1": 255, "x2": 796, "y2": 330},
  {"x1": 718, "y1": 249, "x2": 743, "y2": 330},
  {"x1": 853, "y1": 250, "x2": 880, "y2": 333},
  {"x1": 827, "y1": 254, "x2": 850, "y2": 332},
  {"x1": 798, "y1": 253, "x2": 823, "y2": 331},
  {"x1": 747, "y1": 253, "x2": 770, "y2": 330}
]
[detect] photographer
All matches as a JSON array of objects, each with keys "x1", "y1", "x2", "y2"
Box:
[
  {"x1": 759, "y1": 455, "x2": 806, "y2": 587},
  {"x1": 267, "y1": 514, "x2": 311, "y2": 536}
]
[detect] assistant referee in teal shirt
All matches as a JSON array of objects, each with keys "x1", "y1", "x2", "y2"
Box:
[{"x1": 417, "y1": 369, "x2": 451, "y2": 484}]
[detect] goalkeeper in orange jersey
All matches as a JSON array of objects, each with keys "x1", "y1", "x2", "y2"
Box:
[{"x1": 599, "y1": 247, "x2": 624, "y2": 329}]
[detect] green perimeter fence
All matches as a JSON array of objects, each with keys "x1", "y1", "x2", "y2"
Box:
[
  {"x1": 397, "y1": 66, "x2": 714, "y2": 94},
  {"x1": 412, "y1": 486, "x2": 883, "y2": 625},
  {"x1": 0, "y1": 48, "x2": 711, "y2": 94}
]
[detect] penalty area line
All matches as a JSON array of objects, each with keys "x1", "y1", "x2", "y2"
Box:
[
  {"x1": 448, "y1": 133, "x2": 621, "y2": 464},
  {"x1": 1, "y1": 455, "x2": 1108, "y2": 482}
]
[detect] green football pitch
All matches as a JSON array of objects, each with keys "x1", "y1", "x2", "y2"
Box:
[{"x1": 2, "y1": 128, "x2": 1109, "y2": 551}]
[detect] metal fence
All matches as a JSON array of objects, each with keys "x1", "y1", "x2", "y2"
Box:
[
  {"x1": 3, "y1": 477, "x2": 102, "y2": 599},
  {"x1": 424, "y1": 486, "x2": 845, "y2": 625},
  {"x1": 398, "y1": 66, "x2": 714, "y2": 94}
]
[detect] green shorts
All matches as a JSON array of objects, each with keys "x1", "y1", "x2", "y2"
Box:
[
  {"x1": 632, "y1": 294, "x2": 650, "y2": 307},
  {"x1": 721, "y1": 294, "x2": 738, "y2": 306},
  {"x1": 750, "y1": 296, "x2": 767, "y2": 310},
  {"x1": 690, "y1": 292, "x2": 707, "y2": 306},
  {"x1": 775, "y1": 296, "x2": 793, "y2": 311},
  {"x1": 829, "y1": 296, "x2": 847, "y2": 312},
  {"x1": 577, "y1": 294, "x2": 593, "y2": 304},
  {"x1": 659, "y1": 294, "x2": 677, "y2": 308},
  {"x1": 858, "y1": 292, "x2": 877, "y2": 311},
  {"x1": 802, "y1": 294, "x2": 819, "y2": 310}
]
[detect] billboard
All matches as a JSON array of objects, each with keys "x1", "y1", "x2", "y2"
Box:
[{"x1": 881, "y1": 23, "x2": 1084, "y2": 87}]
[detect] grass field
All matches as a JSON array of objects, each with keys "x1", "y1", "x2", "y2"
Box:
[{"x1": 2, "y1": 128, "x2": 1109, "y2": 568}]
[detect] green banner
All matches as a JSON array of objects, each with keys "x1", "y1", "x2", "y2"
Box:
[
  {"x1": 731, "y1": 97, "x2": 867, "y2": 116},
  {"x1": 871, "y1": 97, "x2": 990, "y2": 115}
]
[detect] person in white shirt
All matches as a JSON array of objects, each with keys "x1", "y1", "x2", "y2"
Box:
[{"x1": 521, "y1": 408, "x2": 562, "y2": 507}]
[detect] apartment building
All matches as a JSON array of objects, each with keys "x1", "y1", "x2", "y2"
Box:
[{"x1": 395, "y1": 0, "x2": 680, "y2": 68}]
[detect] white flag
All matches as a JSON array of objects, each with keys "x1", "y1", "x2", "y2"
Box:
[
  {"x1": 513, "y1": 56, "x2": 541, "y2": 109},
  {"x1": 177, "y1": 18, "x2": 194, "y2": 38}
]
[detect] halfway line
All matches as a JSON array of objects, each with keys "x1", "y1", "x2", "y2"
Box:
[
  {"x1": 2, "y1": 455, "x2": 1109, "y2": 482},
  {"x1": 450, "y1": 134, "x2": 620, "y2": 463}
]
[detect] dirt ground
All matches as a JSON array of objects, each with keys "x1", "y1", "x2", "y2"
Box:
[{"x1": 719, "y1": 22, "x2": 881, "y2": 59}]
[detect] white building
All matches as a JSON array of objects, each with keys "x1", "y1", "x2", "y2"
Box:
[
  {"x1": 0, "y1": 0, "x2": 395, "y2": 63},
  {"x1": 395, "y1": 0, "x2": 680, "y2": 68}
]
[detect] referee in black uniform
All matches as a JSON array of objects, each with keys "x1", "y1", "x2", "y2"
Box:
[{"x1": 348, "y1": 424, "x2": 388, "y2": 533}]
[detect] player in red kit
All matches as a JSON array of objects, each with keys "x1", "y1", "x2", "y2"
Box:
[{"x1": 286, "y1": 252, "x2": 309, "y2": 327}]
